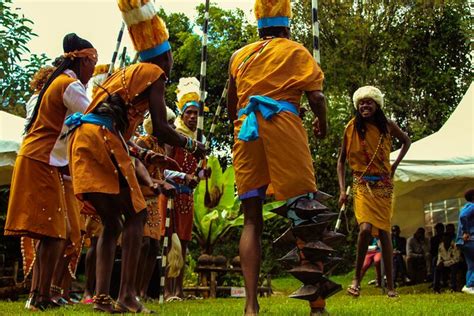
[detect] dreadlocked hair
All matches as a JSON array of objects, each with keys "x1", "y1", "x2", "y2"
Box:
[
  {"x1": 92, "y1": 91, "x2": 129, "y2": 135},
  {"x1": 354, "y1": 107, "x2": 389, "y2": 139},
  {"x1": 24, "y1": 33, "x2": 93, "y2": 134}
]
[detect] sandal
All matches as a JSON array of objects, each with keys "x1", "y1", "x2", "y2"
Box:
[
  {"x1": 387, "y1": 290, "x2": 399, "y2": 298},
  {"x1": 93, "y1": 294, "x2": 116, "y2": 313},
  {"x1": 114, "y1": 300, "x2": 155, "y2": 314},
  {"x1": 346, "y1": 285, "x2": 361, "y2": 297}
]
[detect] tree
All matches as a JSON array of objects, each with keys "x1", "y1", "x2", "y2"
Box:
[{"x1": 0, "y1": 0, "x2": 50, "y2": 117}]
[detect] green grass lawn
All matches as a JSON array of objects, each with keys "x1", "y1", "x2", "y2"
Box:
[{"x1": 1, "y1": 270, "x2": 474, "y2": 315}]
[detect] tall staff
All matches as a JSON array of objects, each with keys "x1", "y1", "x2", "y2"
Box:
[
  {"x1": 107, "y1": 22, "x2": 126, "y2": 77},
  {"x1": 311, "y1": 0, "x2": 321, "y2": 64},
  {"x1": 197, "y1": 0, "x2": 210, "y2": 142}
]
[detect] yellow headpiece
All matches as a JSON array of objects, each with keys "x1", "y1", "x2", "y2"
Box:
[
  {"x1": 254, "y1": 0, "x2": 291, "y2": 29},
  {"x1": 117, "y1": 0, "x2": 170, "y2": 61},
  {"x1": 91, "y1": 64, "x2": 111, "y2": 96},
  {"x1": 175, "y1": 77, "x2": 207, "y2": 114}
]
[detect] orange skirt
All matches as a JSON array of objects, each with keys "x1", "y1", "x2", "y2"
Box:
[
  {"x1": 84, "y1": 214, "x2": 103, "y2": 238},
  {"x1": 159, "y1": 193, "x2": 194, "y2": 242},
  {"x1": 5, "y1": 156, "x2": 67, "y2": 239},
  {"x1": 63, "y1": 177, "x2": 83, "y2": 257},
  {"x1": 143, "y1": 197, "x2": 161, "y2": 240},
  {"x1": 233, "y1": 112, "x2": 317, "y2": 201},
  {"x1": 69, "y1": 123, "x2": 146, "y2": 213}
]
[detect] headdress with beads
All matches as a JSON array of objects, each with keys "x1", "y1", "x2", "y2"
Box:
[
  {"x1": 117, "y1": 0, "x2": 171, "y2": 61},
  {"x1": 254, "y1": 0, "x2": 292, "y2": 29}
]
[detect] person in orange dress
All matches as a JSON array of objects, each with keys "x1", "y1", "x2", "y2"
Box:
[
  {"x1": 227, "y1": 1, "x2": 328, "y2": 314},
  {"x1": 4, "y1": 33, "x2": 97, "y2": 310},
  {"x1": 337, "y1": 86, "x2": 411, "y2": 298},
  {"x1": 135, "y1": 109, "x2": 179, "y2": 299},
  {"x1": 66, "y1": 2, "x2": 205, "y2": 313}
]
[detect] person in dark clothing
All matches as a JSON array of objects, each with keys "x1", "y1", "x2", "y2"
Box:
[
  {"x1": 392, "y1": 225, "x2": 409, "y2": 285},
  {"x1": 429, "y1": 223, "x2": 445, "y2": 281}
]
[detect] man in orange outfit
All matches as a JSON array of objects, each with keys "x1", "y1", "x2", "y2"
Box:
[{"x1": 227, "y1": 0, "x2": 328, "y2": 314}]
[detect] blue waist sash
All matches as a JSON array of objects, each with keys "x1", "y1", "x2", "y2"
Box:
[
  {"x1": 362, "y1": 175, "x2": 383, "y2": 182},
  {"x1": 65, "y1": 112, "x2": 114, "y2": 132},
  {"x1": 237, "y1": 95, "x2": 298, "y2": 142}
]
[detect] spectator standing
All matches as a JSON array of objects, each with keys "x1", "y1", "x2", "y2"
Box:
[{"x1": 456, "y1": 189, "x2": 474, "y2": 295}]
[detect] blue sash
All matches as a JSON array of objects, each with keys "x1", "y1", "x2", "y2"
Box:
[
  {"x1": 237, "y1": 95, "x2": 298, "y2": 142},
  {"x1": 65, "y1": 112, "x2": 114, "y2": 132}
]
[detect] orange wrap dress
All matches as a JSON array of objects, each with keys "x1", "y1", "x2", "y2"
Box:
[
  {"x1": 137, "y1": 134, "x2": 165, "y2": 241},
  {"x1": 5, "y1": 72, "x2": 86, "y2": 239},
  {"x1": 344, "y1": 118, "x2": 393, "y2": 234},
  {"x1": 230, "y1": 38, "x2": 324, "y2": 200},
  {"x1": 164, "y1": 146, "x2": 196, "y2": 241},
  {"x1": 69, "y1": 63, "x2": 165, "y2": 213}
]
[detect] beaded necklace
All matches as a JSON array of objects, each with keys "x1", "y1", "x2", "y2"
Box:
[{"x1": 356, "y1": 134, "x2": 384, "y2": 197}]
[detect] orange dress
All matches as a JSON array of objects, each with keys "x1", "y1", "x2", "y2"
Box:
[
  {"x1": 159, "y1": 145, "x2": 196, "y2": 242},
  {"x1": 137, "y1": 134, "x2": 165, "y2": 241},
  {"x1": 344, "y1": 118, "x2": 393, "y2": 234},
  {"x1": 229, "y1": 37, "x2": 324, "y2": 201},
  {"x1": 5, "y1": 74, "x2": 79, "y2": 239},
  {"x1": 69, "y1": 63, "x2": 165, "y2": 213}
]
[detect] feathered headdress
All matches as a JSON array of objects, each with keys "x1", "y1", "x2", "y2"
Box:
[
  {"x1": 117, "y1": 0, "x2": 170, "y2": 61},
  {"x1": 254, "y1": 0, "x2": 291, "y2": 29}
]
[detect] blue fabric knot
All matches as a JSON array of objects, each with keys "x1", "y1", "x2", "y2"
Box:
[
  {"x1": 237, "y1": 95, "x2": 298, "y2": 142},
  {"x1": 362, "y1": 175, "x2": 383, "y2": 182},
  {"x1": 65, "y1": 112, "x2": 114, "y2": 131}
]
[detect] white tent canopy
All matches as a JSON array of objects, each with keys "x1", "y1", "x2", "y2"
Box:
[
  {"x1": 0, "y1": 111, "x2": 25, "y2": 186},
  {"x1": 390, "y1": 82, "x2": 474, "y2": 236}
]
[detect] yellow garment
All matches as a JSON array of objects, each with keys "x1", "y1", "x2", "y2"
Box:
[
  {"x1": 230, "y1": 37, "x2": 323, "y2": 200},
  {"x1": 70, "y1": 63, "x2": 164, "y2": 213},
  {"x1": 254, "y1": 0, "x2": 291, "y2": 20},
  {"x1": 344, "y1": 118, "x2": 393, "y2": 234}
]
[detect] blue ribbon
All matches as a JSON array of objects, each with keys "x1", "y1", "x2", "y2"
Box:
[
  {"x1": 139, "y1": 41, "x2": 172, "y2": 61},
  {"x1": 65, "y1": 112, "x2": 114, "y2": 131},
  {"x1": 181, "y1": 101, "x2": 199, "y2": 114},
  {"x1": 362, "y1": 175, "x2": 383, "y2": 182},
  {"x1": 237, "y1": 95, "x2": 298, "y2": 142},
  {"x1": 257, "y1": 16, "x2": 290, "y2": 29}
]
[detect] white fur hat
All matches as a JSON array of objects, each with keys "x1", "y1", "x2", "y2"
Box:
[{"x1": 352, "y1": 86, "x2": 384, "y2": 109}]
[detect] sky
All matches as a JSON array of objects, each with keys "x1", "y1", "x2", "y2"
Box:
[{"x1": 13, "y1": 0, "x2": 255, "y2": 64}]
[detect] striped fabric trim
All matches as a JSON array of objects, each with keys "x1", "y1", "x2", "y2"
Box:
[{"x1": 122, "y1": 1, "x2": 155, "y2": 26}]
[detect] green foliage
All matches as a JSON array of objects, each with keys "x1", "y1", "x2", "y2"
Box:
[
  {"x1": 291, "y1": 1, "x2": 472, "y2": 271},
  {"x1": 0, "y1": 0, "x2": 50, "y2": 116},
  {"x1": 2, "y1": 274, "x2": 474, "y2": 315},
  {"x1": 193, "y1": 156, "x2": 279, "y2": 254}
]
